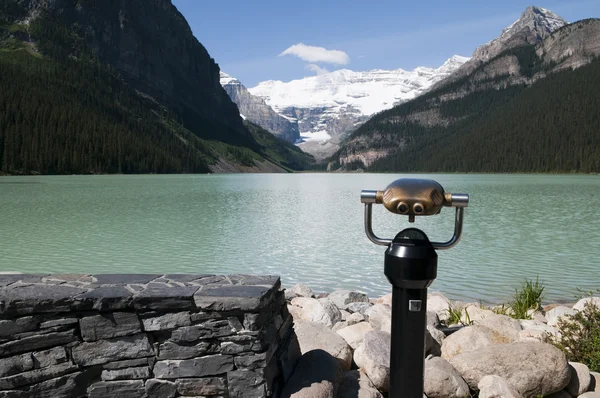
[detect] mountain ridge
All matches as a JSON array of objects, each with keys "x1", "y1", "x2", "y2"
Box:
[{"x1": 333, "y1": 8, "x2": 600, "y2": 173}]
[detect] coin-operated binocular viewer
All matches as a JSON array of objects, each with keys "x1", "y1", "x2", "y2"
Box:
[{"x1": 361, "y1": 179, "x2": 469, "y2": 398}]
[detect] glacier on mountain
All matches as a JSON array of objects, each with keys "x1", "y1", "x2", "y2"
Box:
[{"x1": 247, "y1": 55, "x2": 468, "y2": 157}]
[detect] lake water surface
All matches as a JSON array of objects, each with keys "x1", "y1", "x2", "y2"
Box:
[{"x1": 1, "y1": 174, "x2": 599, "y2": 303}]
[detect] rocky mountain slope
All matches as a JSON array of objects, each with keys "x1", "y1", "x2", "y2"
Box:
[
  {"x1": 0, "y1": 0, "x2": 313, "y2": 174},
  {"x1": 248, "y1": 55, "x2": 469, "y2": 159},
  {"x1": 220, "y1": 72, "x2": 300, "y2": 143},
  {"x1": 334, "y1": 9, "x2": 600, "y2": 173},
  {"x1": 444, "y1": 6, "x2": 566, "y2": 84}
]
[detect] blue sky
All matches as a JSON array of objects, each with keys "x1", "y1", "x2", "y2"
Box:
[{"x1": 172, "y1": 0, "x2": 600, "y2": 87}]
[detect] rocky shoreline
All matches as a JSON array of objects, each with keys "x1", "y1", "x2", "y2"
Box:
[{"x1": 283, "y1": 283, "x2": 600, "y2": 398}]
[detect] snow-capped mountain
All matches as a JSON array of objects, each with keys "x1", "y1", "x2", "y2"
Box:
[
  {"x1": 248, "y1": 55, "x2": 469, "y2": 158},
  {"x1": 443, "y1": 6, "x2": 567, "y2": 84},
  {"x1": 220, "y1": 72, "x2": 300, "y2": 143}
]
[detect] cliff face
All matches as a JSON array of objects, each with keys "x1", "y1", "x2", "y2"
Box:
[
  {"x1": 17, "y1": 0, "x2": 248, "y2": 140},
  {"x1": 220, "y1": 72, "x2": 300, "y2": 143}
]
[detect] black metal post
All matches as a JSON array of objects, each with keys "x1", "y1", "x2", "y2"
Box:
[{"x1": 385, "y1": 228, "x2": 438, "y2": 398}]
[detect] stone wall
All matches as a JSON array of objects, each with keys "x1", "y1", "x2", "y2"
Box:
[{"x1": 0, "y1": 274, "x2": 300, "y2": 398}]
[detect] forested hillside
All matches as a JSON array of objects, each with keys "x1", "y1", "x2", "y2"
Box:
[
  {"x1": 368, "y1": 58, "x2": 600, "y2": 172},
  {"x1": 0, "y1": 1, "x2": 313, "y2": 174},
  {"x1": 334, "y1": 18, "x2": 600, "y2": 174}
]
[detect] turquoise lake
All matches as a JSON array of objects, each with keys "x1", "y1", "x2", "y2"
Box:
[{"x1": 1, "y1": 174, "x2": 599, "y2": 303}]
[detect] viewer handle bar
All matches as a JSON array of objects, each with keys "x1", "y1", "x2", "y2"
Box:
[{"x1": 360, "y1": 190, "x2": 469, "y2": 250}]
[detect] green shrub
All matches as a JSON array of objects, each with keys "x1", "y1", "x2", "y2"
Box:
[
  {"x1": 445, "y1": 304, "x2": 472, "y2": 326},
  {"x1": 553, "y1": 300, "x2": 600, "y2": 372},
  {"x1": 511, "y1": 277, "x2": 545, "y2": 319}
]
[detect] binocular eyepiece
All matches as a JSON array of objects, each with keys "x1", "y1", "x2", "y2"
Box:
[{"x1": 360, "y1": 178, "x2": 469, "y2": 249}]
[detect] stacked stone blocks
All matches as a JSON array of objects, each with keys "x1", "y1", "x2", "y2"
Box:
[{"x1": 0, "y1": 274, "x2": 300, "y2": 398}]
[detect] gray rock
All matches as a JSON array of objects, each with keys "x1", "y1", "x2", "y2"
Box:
[
  {"x1": 92, "y1": 274, "x2": 159, "y2": 285},
  {"x1": 364, "y1": 304, "x2": 391, "y2": 331},
  {"x1": 32, "y1": 347, "x2": 68, "y2": 368},
  {"x1": 145, "y1": 379, "x2": 177, "y2": 398},
  {"x1": 79, "y1": 312, "x2": 141, "y2": 341},
  {"x1": 327, "y1": 290, "x2": 369, "y2": 311},
  {"x1": 290, "y1": 297, "x2": 341, "y2": 328},
  {"x1": 153, "y1": 355, "x2": 234, "y2": 379},
  {"x1": 135, "y1": 286, "x2": 199, "y2": 311},
  {"x1": 478, "y1": 375, "x2": 520, "y2": 398},
  {"x1": 339, "y1": 310, "x2": 351, "y2": 321},
  {"x1": 428, "y1": 293, "x2": 451, "y2": 322},
  {"x1": 20, "y1": 373, "x2": 84, "y2": 398},
  {"x1": 234, "y1": 353, "x2": 268, "y2": 370},
  {"x1": 103, "y1": 358, "x2": 150, "y2": 370},
  {"x1": 0, "y1": 330, "x2": 76, "y2": 357},
  {"x1": 519, "y1": 329, "x2": 550, "y2": 343},
  {"x1": 293, "y1": 320, "x2": 353, "y2": 371},
  {"x1": 194, "y1": 285, "x2": 272, "y2": 311},
  {"x1": 347, "y1": 312, "x2": 365, "y2": 325},
  {"x1": 476, "y1": 313, "x2": 522, "y2": 340},
  {"x1": 0, "y1": 284, "x2": 88, "y2": 315},
  {"x1": 76, "y1": 286, "x2": 134, "y2": 311},
  {"x1": 375, "y1": 294, "x2": 392, "y2": 307},
  {"x1": 0, "y1": 362, "x2": 78, "y2": 390},
  {"x1": 174, "y1": 377, "x2": 228, "y2": 396},
  {"x1": 72, "y1": 333, "x2": 154, "y2": 367},
  {"x1": 580, "y1": 393, "x2": 600, "y2": 398},
  {"x1": 547, "y1": 306, "x2": 577, "y2": 327},
  {"x1": 142, "y1": 312, "x2": 191, "y2": 331},
  {"x1": 337, "y1": 370, "x2": 383, "y2": 398},
  {"x1": 289, "y1": 284, "x2": 314, "y2": 298},
  {"x1": 441, "y1": 325, "x2": 518, "y2": 360},
  {"x1": 0, "y1": 317, "x2": 38, "y2": 338},
  {"x1": 346, "y1": 302, "x2": 372, "y2": 315},
  {"x1": 101, "y1": 367, "x2": 150, "y2": 381},
  {"x1": 566, "y1": 362, "x2": 591, "y2": 397},
  {"x1": 0, "y1": 353, "x2": 34, "y2": 378},
  {"x1": 336, "y1": 322, "x2": 374, "y2": 350},
  {"x1": 39, "y1": 317, "x2": 78, "y2": 329},
  {"x1": 280, "y1": 349, "x2": 343, "y2": 398},
  {"x1": 88, "y1": 380, "x2": 146, "y2": 398},
  {"x1": 157, "y1": 340, "x2": 215, "y2": 360},
  {"x1": 424, "y1": 356, "x2": 470, "y2": 398},
  {"x1": 227, "y1": 370, "x2": 267, "y2": 398},
  {"x1": 170, "y1": 320, "x2": 234, "y2": 343},
  {"x1": 448, "y1": 342, "x2": 570, "y2": 397},
  {"x1": 573, "y1": 297, "x2": 600, "y2": 312},
  {"x1": 427, "y1": 311, "x2": 441, "y2": 328},
  {"x1": 332, "y1": 321, "x2": 349, "y2": 332},
  {"x1": 354, "y1": 331, "x2": 391, "y2": 392}
]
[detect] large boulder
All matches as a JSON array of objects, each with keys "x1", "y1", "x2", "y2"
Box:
[
  {"x1": 566, "y1": 362, "x2": 591, "y2": 397},
  {"x1": 281, "y1": 349, "x2": 343, "y2": 398},
  {"x1": 546, "y1": 306, "x2": 577, "y2": 327},
  {"x1": 478, "y1": 375, "x2": 520, "y2": 398},
  {"x1": 363, "y1": 304, "x2": 391, "y2": 331},
  {"x1": 376, "y1": 294, "x2": 392, "y2": 307},
  {"x1": 354, "y1": 331, "x2": 390, "y2": 392},
  {"x1": 476, "y1": 314, "x2": 522, "y2": 340},
  {"x1": 448, "y1": 342, "x2": 570, "y2": 397},
  {"x1": 573, "y1": 297, "x2": 600, "y2": 312},
  {"x1": 580, "y1": 393, "x2": 600, "y2": 398},
  {"x1": 327, "y1": 290, "x2": 369, "y2": 311},
  {"x1": 461, "y1": 305, "x2": 495, "y2": 324},
  {"x1": 441, "y1": 325, "x2": 518, "y2": 360},
  {"x1": 424, "y1": 356, "x2": 470, "y2": 398},
  {"x1": 428, "y1": 293, "x2": 451, "y2": 322},
  {"x1": 337, "y1": 370, "x2": 383, "y2": 398},
  {"x1": 293, "y1": 320, "x2": 353, "y2": 371},
  {"x1": 289, "y1": 284, "x2": 314, "y2": 298},
  {"x1": 336, "y1": 322, "x2": 374, "y2": 350},
  {"x1": 291, "y1": 297, "x2": 342, "y2": 328}
]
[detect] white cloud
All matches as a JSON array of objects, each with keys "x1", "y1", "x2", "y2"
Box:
[
  {"x1": 279, "y1": 43, "x2": 350, "y2": 65},
  {"x1": 306, "y1": 64, "x2": 330, "y2": 75}
]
